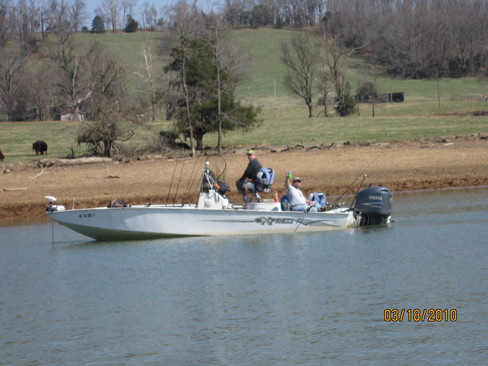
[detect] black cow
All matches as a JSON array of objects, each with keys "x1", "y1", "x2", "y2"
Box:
[{"x1": 33, "y1": 140, "x2": 48, "y2": 155}]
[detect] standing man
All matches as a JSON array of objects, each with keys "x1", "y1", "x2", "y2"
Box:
[
  {"x1": 285, "y1": 173, "x2": 316, "y2": 212},
  {"x1": 236, "y1": 149, "x2": 262, "y2": 202}
]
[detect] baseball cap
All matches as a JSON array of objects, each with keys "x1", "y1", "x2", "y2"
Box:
[
  {"x1": 246, "y1": 149, "x2": 255, "y2": 155},
  {"x1": 293, "y1": 177, "x2": 301, "y2": 182}
]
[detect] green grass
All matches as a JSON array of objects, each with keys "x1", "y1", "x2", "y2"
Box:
[
  {"x1": 0, "y1": 121, "x2": 86, "y2": 161},
  {"x1": 1, "y1": 29, "x2": 487, "y2": 164},
  {"x1": 75, "y1": 31, "x2": 168, "y2": 95},
  {"x1": 203, "y1": 100, "x2": 488, "y2": 147},
  {"x1": 233, "y1": 28, "x2": 297, "y2": 104},
  {"x1": 1, "y1": 100, "x2": 487, "y2": 164}
]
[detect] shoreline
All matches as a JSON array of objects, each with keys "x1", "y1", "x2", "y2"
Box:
[{"x1": 1, "y1": 135, "x2": 487, "y2": 223}]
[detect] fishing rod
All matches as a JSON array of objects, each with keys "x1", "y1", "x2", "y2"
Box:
[
  {"x1": 331, "y1": 172, "x2": 366, "y2": 207},
  {"x1": 349, "y1": 174, "x2": 369, "y2": 209},
  {"x1": 165, "y1": 159, "x2": 179, "y2": 205},
  {"x1": 182, "y1": 154, "x2": 206, "y2": 203},
  {"x1": 331, "y1": 161, "x2": 374, "y2": 207},
  {"x1": 213, "y1": 154, "x2": 228, "y2": 182},
  {"x1": 331, "y1": 152, "x2": 381, "y2": 207},
  {"x1": 172, "y1": 159, "x2": 187, "y2": 205},
  {"x1": 331, "y1": 133, "x2": 389, "y2": 207}
]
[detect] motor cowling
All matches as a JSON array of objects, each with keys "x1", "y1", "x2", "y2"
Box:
[{"x1": 354, "y1": 186, "x2": 392, "y2": 226}]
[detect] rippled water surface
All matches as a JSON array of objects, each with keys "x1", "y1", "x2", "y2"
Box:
[{"x1": 1, "y1": 188, "x2": 488, "y2": 365}]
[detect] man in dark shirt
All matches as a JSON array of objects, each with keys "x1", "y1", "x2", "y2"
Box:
[{"x1": 235, "y1": 149, "x2": 262, "y2": 202}]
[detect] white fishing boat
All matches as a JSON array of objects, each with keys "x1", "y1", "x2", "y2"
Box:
[{"x1": 45, "y1": 162, "x2": 392, "y2": 241}]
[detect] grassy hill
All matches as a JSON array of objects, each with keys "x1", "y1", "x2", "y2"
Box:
[{"x1": 1, "y1": 28, "x2": 487, "y2": 164}]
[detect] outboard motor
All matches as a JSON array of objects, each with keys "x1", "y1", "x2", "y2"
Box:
[{"x1": 354, "y1": 187, "x2": 392, "y2": 226}]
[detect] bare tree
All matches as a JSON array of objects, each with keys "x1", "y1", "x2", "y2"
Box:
[
  {"x1": 29, "y1": 64, "x2": 56, "y2": 120},
  {"x1": 103, "y1": 0, "x2": 121, "y2": 31},
  {"x1": 222, "y1": 0, "x2": 328, "y2": 28},
  {"x1": 48, "y1": 0, "x2": 73, "y2": 46},
  {"x1": 140, "y1": 2, "x2": 157, "y2": 29},
  {"x1": 25, "y1": 0, "x2": 40, "y2": 33},
  {"x1": 37, "y1": 0, "x2": 50, "y2": 39},
  {"x1": 447, "y1": 0, "x2": 487, "y2": 76},
  {"x1": 316, "y1": 55, "x2": 330, "y2": 117},
  {"x1": 328, "y1": 0, "x2": 488, "y2": 78},
  {"x1": 316, "y1": 20, "x2": 364, "y2": 116},
  {"x1": 70, "y1": 0, "x2": 88, "y2": 32},
  {"x1": 134, "y1": 48, "x2": 159, "y2": 121},
  {"x1": 51, "y1": 23, "x2": 93, "y2": 122},
  {"x1": 12, "y1": 0, "x2": 36, "y2": 52},
  {"x1": 121, "y1": 0, "x2": 136, "y2": 25},
  {"x1": 0, "y1": 47, "x2": 27, "y2": 120},
  {"x1": 164, "y1": 1, "x2": 206, "y2": 157},
  {"x1": 0, "y1": 0, "x2": 12, "y2": 46},
  {"x1": 281, "y1": 31, "x2": 317, "y2": 118},
  {"x1": 207, "y1": 14, "x2": 243, "y2": 153},
  {"x1": 223, "y1": 0, "x2": 248, "y2": 27},
  {"x1": 47, "y1": 0, "x2": 90, "y2": 121},
  {"x1": 79, "y1": 41, "x2": 137, "y2": 157}
]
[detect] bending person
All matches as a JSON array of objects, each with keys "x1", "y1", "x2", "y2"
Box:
[{"x1": 235, "y1": 150, "x2": 262, "y2": 202}]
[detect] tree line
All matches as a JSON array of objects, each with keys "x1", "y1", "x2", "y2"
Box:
[
  {"x1": 280, "y1": 23, "x2": 361, "y2": 119},
  {"x1": 2, "y1": 0, "x2": 486, "y2": 77},
  {"x1": 326, "y1": 0, "x2": 488, "y2": 78},
  {"x1": 0, "y1": 0, "x2": 154, "y2": 42},
  {"x1": 224, "y1": 0, "x2": 488, "y2": 78}
]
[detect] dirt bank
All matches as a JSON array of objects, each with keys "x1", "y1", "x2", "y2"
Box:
[{"x1": 1, "y1": 135, "x2": 487, "y2": 222}]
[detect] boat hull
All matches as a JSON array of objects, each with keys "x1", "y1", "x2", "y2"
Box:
[{"x1": 48, "y1": 205, "x2": 359, "y2": 241}]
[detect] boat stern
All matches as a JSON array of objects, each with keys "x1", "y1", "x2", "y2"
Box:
[{"x1": 353, "y1": 187, "x2": 392, "y2": 226}]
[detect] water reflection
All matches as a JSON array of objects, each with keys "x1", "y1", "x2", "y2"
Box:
[{"x1": 1, "y1": 187, "x2": 488, "y2": 365}]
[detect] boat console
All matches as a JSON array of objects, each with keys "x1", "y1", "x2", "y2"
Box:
[
  {"x1": 196, "y1": 191, "x2": 232, "y2": 209},
  {"x1": 245, "y1": 202, "x2": 281, "y2": 211}
]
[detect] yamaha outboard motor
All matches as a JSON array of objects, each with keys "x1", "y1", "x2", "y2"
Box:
[{"x1": 354, "y1": 186, "x2": 392, "y2": 226}]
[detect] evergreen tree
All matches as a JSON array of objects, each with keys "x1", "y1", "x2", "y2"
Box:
[
  {"x1": 166, "y1": 36, "x2": 261, "y2": 150},
  {"x1": 124, "y1": 15, "x2": 139, "y2": 33},
  {"x1": 335, "y1": 83, "x2": 356, "y2": 117},
  {"x1": 91, "y1": 16, "x2": 105, "y2": 33}
]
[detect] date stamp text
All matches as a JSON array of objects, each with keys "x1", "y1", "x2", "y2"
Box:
[{"x1": 384, "y1": 309, "x2": 457, "y2": 322}]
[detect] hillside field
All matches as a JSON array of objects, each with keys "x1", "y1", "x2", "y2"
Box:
[{"x1": 1, "y1": 28, "x2": 487, "y2": 164}]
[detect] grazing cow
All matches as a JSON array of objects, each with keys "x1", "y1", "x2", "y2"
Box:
[
  {"x1": 32, "y1": 140, "x2": 48, "y2": 155},
  {"x1": 0, "y1": 150, "x2": 5, "y2": 161}
]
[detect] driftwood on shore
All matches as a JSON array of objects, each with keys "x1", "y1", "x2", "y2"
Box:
[
  {"x1": 280, "y1": 143, "x2": 305, "y2": 152},
  {"x1": 37, "y1": 157, "x2": 113, "y2": 168},
  {"x1": 3, "y1": 187, "x2": 28, "y2": 192}
]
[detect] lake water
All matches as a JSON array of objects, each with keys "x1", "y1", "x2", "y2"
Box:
[{"x1": 1, "y1": 188, "x2": 488, "y2": 365}]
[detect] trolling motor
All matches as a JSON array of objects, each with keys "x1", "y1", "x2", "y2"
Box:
[
  {"x1": 353, "y1": 186, "x2": 392, "y2": 226},
  {"x1": 44, "y1": 196, "x2": 65, "y2": 212}
]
